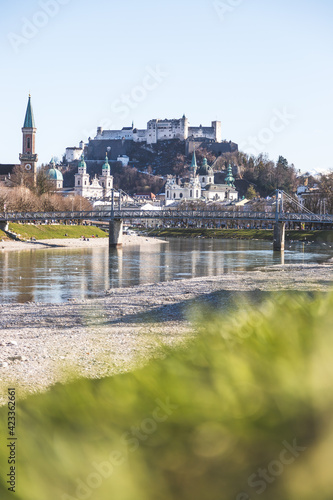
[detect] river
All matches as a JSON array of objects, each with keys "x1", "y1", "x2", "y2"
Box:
[{"x1": 0, "y1": 238, "x2": 332, "y2": 304}]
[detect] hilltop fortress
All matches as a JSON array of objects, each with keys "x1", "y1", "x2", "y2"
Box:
[
  {"x1": 95, "y1": 115, "x2": 221, "y2": 144},
  {"x1": 66, "y1": 115, "x2": 224, "y2": 162}
]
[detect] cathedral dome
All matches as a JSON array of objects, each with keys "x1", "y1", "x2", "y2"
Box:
[
  {"x1": 47, "y1": 158, "x2": 63, "y2": 181},
  {"x1": 198, "y1": 158, "x2": 213, "y2": 176},
  {"x1": 47, "y1": 167, "x2": 63, "y2": 181}
]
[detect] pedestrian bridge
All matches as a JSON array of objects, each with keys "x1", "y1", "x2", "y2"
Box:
[
  {"x1": 1, "y1": 207, "x2": 332, "y2": 252},
  {"x1": 1, "y1": 208, "x2": 332, "y2": 224}
]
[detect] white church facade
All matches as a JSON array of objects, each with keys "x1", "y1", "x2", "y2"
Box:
[
  {"x1": 165, "y1": 153, "x2": 238, "y2": 205},
  {"x1": 74, "y1": 154, "x2": 113, "y2": 199}
]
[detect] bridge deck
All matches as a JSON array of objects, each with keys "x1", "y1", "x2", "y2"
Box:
[{"x1": 1, "y1": 209, "x2": 332, "y2": 224}]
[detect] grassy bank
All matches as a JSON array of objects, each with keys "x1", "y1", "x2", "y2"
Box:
[
  {"x1": 0, "y1": 229, "x2": 10, "y2": 241},
  {"x1": 7, "y1": 223, "x2": 108, "y2": 240},
  {"x1": 149, "y1": 227, "x2": 333, "y2": 242}
]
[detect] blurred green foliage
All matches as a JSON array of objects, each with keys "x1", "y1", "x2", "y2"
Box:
[{"x1": 1, "y1": 292, "x2": 333, "y2": 500}]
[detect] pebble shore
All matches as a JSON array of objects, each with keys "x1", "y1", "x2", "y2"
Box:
[
  {"x1": 0, "y1": 233, "x2": 167, "y2": 251},
  {"x1": 0, "y1": 236, "x2": 332, "y2": 404}
]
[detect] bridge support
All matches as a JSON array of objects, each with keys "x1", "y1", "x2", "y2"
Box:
[
  {"x1": 273, "y1": 222, "x2": 285, "y2": 252},
  {"x1": 109, "y1": 219, "x2": 123, "y2": 248},
  {"x1": 0, "y1": 221, "x2": 9, "y2": 232}
]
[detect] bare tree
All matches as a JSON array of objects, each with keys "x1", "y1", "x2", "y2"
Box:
[
  {"x1": 9, "y1": 165, "x2": 35, "y2": 189},
  {"x1": 36, "y1": 165, "x2": 55, "y2": 195}
]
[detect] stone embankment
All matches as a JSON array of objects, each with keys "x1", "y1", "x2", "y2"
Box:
[{"x1": 0, "y1": 262, "x2": 332, "y2": 404}]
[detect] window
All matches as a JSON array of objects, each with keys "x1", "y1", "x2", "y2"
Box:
[
  {"x1": 180, "y1": 193, "x2": 183, "y2": 198},
  {"x1": 196, "y1": 190, "x2": 199, "y2": 198},
  {"x1": 202, "y1": 177, "x2": 205, "y2": 183},
  {"x1": 167, "y1": 190, "x2": 169, "y2": 198},
  {"x1": 173, "y1": 193, "x2": 176, "y2": 199},
  {"x1": 84, "y1": 180, "x2": 87, "y2": 186},
  {"x1": 27, "y1": 138, "x2": 31, "y2": 149},
  {"x1": 190, "y1": 190, "x2": 192, "y2": 197}
]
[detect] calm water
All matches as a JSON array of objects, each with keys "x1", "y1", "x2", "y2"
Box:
[{"x1": 0, "y1": 238, "x2": 332, "y2": 304}]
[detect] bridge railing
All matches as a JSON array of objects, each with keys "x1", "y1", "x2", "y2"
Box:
[
  {"x1": 0, "y1": 210, "x2": 112, "y2": 222},
  {"x1": 1, "y1": 209, "x2": 332, "y2": 224}
]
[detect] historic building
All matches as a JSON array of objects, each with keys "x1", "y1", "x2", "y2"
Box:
[
  {"x1": 198, "y1": 157, "x2": 215, "y2": 188},
  {"x1": 203, "y1": 163, "x2": 238, "y2": 202},
  {"x1": 65, "y1": 115, "x2": 223, "y2": 163},
  {"x1": 74, "y1": 153, "x2": 113, "y2": 199},
  {"x1": 65, "y1": 142, "x2": 85, "y2": 163},
  {"x1": 19, "y1": 95, "x2": 38, "y2": 185},
  {"x1": 165, "y1": 153, "x2": 238, "y2": 204},
  {"x1": 93, "y1": 115, "x2": 221, "y2": 145},
  {"x1": 165, "y1": 152, "x2": 202, "y2": 203},
  {"x1": 46, "y1": 158, "x2": 63, "y2": 190}
]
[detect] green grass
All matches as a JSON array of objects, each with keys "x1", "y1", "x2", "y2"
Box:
[
  {"x1": 150, "y1": 227, "x2": 333, "y2": 242},
  {"x1": 8, "y1": 223, "x2": 108, "y2": 240},
  {"x1": 285, "y1": 230, "x2": 333, "y2": 242},
  {"x1": 0, "y1": 229, "x2": 9, "y2": 240},
  {"x1": 1, "y1": 292, "x2": 333, "y2": 500},
  {"x1": 149, "y1": 227, "x2": 273, "y2": 239}
]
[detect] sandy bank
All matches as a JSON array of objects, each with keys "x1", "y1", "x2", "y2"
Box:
[
  {"x1": 0, "y1": 262, "x2": 332, "y2": 403},
  {"x1": 0, "y1": 234, "x2": 168, "y2": 251}
]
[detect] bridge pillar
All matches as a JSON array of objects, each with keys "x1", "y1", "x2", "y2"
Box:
[
  {"x1": 0, "y1": 221, "x2": 9, "y2": 232},
  {"x1": 273, "y1": 222, "x2": 285, "y2": 252},
  {"x1": 109, "y1": 219, "x2": 123, "y2": 248}
]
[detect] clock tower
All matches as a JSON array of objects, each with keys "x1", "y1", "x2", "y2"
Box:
[{"x1": 19, "y1": 94, "x2": 38, "y2": 184}]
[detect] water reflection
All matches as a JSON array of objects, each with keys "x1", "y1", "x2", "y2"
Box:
[{"x1": 0, "y1": 239, "x2": 331, "y2": 304}]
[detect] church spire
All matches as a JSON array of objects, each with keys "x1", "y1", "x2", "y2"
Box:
[
  {"x1": 190, "y1": 149, "x2": 197, "y2": 176},
  {"x1": 78, "y1": 154, "x2": 87, "y2": 174},
  {"x1": 102, "y1": 152, "x2": 110, "y2": 175},
  {"x1": 225, "y1": 163, "x2": 235, "y2": 187},
  {"x1": 23, "y1": 94, "x2": 36, "y2": 129}
]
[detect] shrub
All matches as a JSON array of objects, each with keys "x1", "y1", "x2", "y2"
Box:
[{"x1": 1, "y1": 292, "x2": 333, "y2": 500}]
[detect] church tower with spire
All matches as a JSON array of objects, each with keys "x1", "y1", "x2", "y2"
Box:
[
  {"x1": 190, "y1": 150, "x2": 198, "y2": 177},
  {"x1": 99, "y1": 152, "x2": 113, "y2": 198},
  {"x1": 19, "y1": 95, "x2": 38, "y2": 184}
]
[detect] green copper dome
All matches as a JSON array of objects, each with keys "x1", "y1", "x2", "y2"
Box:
[
  {"x1": 199, "y1": 158, "x2": 211, "y2": 175},
  {"x1": 78, "y1": 154, "x2": 86, "y2": 169},
  {"x1": 47, "y1": 167, "x2": 63, "y2": 181}
]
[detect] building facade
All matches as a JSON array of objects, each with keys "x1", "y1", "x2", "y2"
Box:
[
  {"x1": 92, "y1": 115, "x2": 222, "y2": 145},
  {"x1": 74, "y1": 153, "x2": 113, "y2": 199},
  {"x1": 165, "y1": 153, "x2": 238, "y2": 204}
]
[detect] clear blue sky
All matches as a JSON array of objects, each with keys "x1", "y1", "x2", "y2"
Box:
[{"x1": 1, "y1": 0, "x2": 332, "y2": 173}]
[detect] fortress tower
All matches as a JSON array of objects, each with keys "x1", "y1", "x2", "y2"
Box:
[{"x1": 19, "y1": 95, "x2": 38, "y2": 185}]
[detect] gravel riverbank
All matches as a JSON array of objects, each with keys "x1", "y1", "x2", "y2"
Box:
[
  {"x1": 0, "y1": 233, "x2": 167, "y2": 251},
  {"x1": 0, "y1": 261, "x2": 332, "y2": 404}
]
